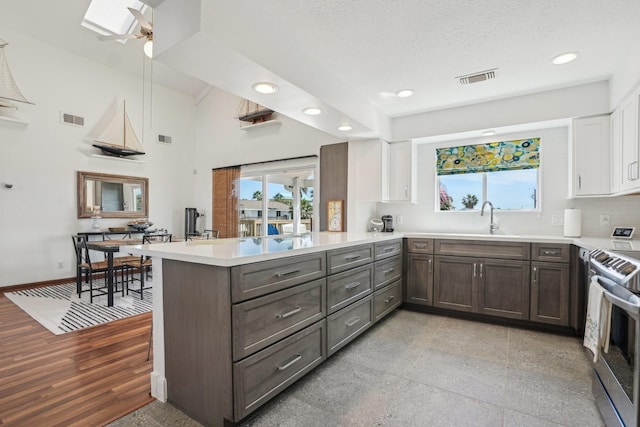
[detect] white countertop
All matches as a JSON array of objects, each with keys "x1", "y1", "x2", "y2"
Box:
[{"x1": 123, "y1": 231, "x2": 640, "y2": 267}]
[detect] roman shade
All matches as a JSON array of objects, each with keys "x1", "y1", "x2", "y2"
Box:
[{"x1": 436, "y1": 138, "x2": 540, "y2": 176}]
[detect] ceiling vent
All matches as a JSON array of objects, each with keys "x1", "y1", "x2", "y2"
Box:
[
  {"x1": 456, "y1": 68, "x2": 498, "y2": 85},
  {"x1": 60, "y1": 112, "x2": 85, "y2": 127},
  {"x1": 158, "y1": 134, "x2": 172, "y2": 144}
]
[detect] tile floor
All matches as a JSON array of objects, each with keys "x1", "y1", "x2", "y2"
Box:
[{"x1": 108, "y1": 309, "x2": 604, "y2": 427}]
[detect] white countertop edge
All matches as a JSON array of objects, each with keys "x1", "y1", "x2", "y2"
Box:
[{"x1": 122, "y1": 231, "x2": 640, "y2": 267}]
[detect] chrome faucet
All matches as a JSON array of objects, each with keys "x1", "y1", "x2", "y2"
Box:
[{"x1": 480, "y1": 201, "x2": 498, "y2": 234}]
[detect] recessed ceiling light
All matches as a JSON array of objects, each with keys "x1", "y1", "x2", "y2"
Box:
[
  {"x1": 482, "y1": 130, "x2": 496, "y2": 136},
  {"x1": 338, "y1": 125, "x2": 352, "y2": 131},
  {"x1": 252, "y1": 82, "x2": 279, "y2": 94},
  {"x1": 396, "y1": 89, "x2": 414, "y2": 98},
  {"x1": 302, "y1": 107, "x2": 322, "y2": 115},
  {"x1": 551, "y1": 52, "x2": 579, "y2": 65}
]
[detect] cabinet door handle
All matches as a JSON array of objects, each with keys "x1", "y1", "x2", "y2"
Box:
[
  {"x1": 473, "y1": 263, "x2": 477, "y2": 278},
  {"x1": 384, "y1": 295, "x2": 395, "y2": 304},
  {"x1": 479, "y1": 263, "x2": 483, "y2": 279},
  {"x1": 428, "y1": 258, "x2": 432, "y2": 274},
  {"x1": 383, "y1": 247, "x2": 395, "y2": 253},
  {"x1": 578, "y1": 175, "x2": 582, "y2": 189},
  {"x1": 345, "y1": 316, "x2": 361, "y2": 327},
  {"x1": 532, "y1": 267, "x2": 538, "y2": 284},
  {"x1": 275, "y1": 269, "x2": 301, "y2": 278},
  {"x1": 275, "y1": 306, "x2": 302, "y2": 319},
  {"x1": 383, "y1": 268, "x2": 395, "y2": 274},
  {"x1": 404, "y1": 185, "x2": 408, "y2": 198},
  {"x1": 345, "y1": 254, "x2": 362, "y2": 261},
  {"x1": 344, "y1": 281, "x2": 361, "y2": 290},
  {"x1": 277, "y1": 354, "x2": 302, "y2": 371}
]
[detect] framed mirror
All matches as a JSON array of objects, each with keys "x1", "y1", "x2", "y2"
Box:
[{"x1": 77, "y1": 171, "x2": 149, "y2": 218}]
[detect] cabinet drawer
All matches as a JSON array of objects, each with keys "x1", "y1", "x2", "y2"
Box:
[
  {"x1": 406, "y1": 238, "x2": 434, "y2": 254},
  {"x1": 434, "y1": 239, "x2": 530, "y2": 260},
  {"x1": 232, "y1": 279, "x2": 326, "y2": 360},
  {"x1": 233, "y1": 320, "x2": 325, "y2": 420},
  {"x1": 327, "y1": 295, "x2": 372, "y2": 356},
  {"x1": 327, "y1": 244, "x2": 374, "y2": 275},
  {"x1": 231, "y1": 252, "x2": 326, "y2": 302},
  {"x1": 375, "y1": 239, "x2": 402, "y2": 260},
  {"x1": 531, "y1": 243, "x2": 570, "y2": 263},
  {"x1": 373, "y1": 255, "x2": 402, "y2": 289},
  {"x1": 327, "y1": 264, "x2": 373, "y2": 314},
  {"x1": 373, "y1": 279, "x2": 402, "y2": 322}
]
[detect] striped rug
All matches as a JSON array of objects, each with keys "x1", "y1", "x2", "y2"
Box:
[{"x1": 4, "y1": 280, "x2": 152, "y2": 335}]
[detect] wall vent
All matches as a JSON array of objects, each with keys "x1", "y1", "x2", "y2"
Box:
[
  {"x1": 158, "y1": 134, "x2": 172, "y2": 144},
  {"x1": 60, "y1": 112, "x2": 85, "y2": 127},
  {"x1": 456, "y1": 68, "x2": 498, "y2": 85}
]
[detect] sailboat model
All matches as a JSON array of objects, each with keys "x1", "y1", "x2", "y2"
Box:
[
  {"x1": 93, "y1": 101, "x2": 145, "y2": 157},
  {"x1": 0, "y1": 38, "x2": 34, "y2": 110},
  {"x1": 235, "y1": 98, "x2": 274, "y2": 124}
]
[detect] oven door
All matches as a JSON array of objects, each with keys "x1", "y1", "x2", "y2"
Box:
[{"x1": 592, "y1": 275, "x2": 640, "y2": 427}]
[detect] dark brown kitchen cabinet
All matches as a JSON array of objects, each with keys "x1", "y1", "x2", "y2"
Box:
[
  {"x1": 530, "y1": 261, "x2": 570, "y2": 326},
  {"x1": 478, "y1": 259, "x2": 530, "y2": 320},
  {"x1": 433, "y1": 256, "x2": 476, "y2": 312},
  {"x1": 433, "y1": 255, "x2": 529, "y2": 320},
  {"x1": 406, "y1": 253, "x2": 433, "y2": 306},
  {"x1": 405, "y1": 238, "x2": 434, "y2": 306}
]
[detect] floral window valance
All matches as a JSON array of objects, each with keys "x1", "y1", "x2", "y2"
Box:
[{"x1": 436, "y1": 138, "x2": 540, "y2": 176}]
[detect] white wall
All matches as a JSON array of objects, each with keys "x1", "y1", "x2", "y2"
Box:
[
  {"x1": 192, "y1": 87, "x2": 342, "y2": 232},
  {"x1": 0, "y1": 29, "x2": 197, "y2": 288},
  {"x1": 376, "y1": 126, "x2": 640, "y2": 238}
]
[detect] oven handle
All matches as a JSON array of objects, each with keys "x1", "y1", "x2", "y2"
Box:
[{"x1": 593, "y1": 275, "x2": 640, "y2": 315}]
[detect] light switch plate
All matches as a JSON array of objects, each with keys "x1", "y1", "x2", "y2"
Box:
[{"x1": 552, "y1": 215, "x2": 564, "y2": 226}]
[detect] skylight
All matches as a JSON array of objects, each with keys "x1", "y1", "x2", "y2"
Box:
[{"x1": 81, "y1": 0, "x2": 146, "y2": 42}]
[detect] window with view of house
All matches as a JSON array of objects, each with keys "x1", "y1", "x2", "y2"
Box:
[
  {"x1": 238, "y1": 159, "x2": 316, "y2": 237},
  {"x1": 436, "y1": 138, "x2": 540, "y2": 212}
]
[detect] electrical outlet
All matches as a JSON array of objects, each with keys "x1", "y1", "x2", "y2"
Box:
[
  {"x1": 552, "y1": 215, "x2": 564, "y2": 226},
  {"x1": 600, "y1": 214, "x2": 611, "y2": 226},
  {"x1": 396, "y1": 215, "x2": 403, "y2": 225},
  {"x1": 57, "y1": 261, "x2": 64, "y2": 269}
]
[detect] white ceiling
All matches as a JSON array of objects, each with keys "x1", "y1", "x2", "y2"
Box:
[{"x1": 1, "y1": 0, "x2": 639, "y2": 139}]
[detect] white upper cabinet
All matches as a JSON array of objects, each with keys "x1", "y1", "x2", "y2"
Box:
[
  {"x1": 617, "y1": 90, "x2": 640, "y2": 193},
  {"x1": 570, "y1": 115, "x2": 610, "y2": 197},
  {"x1": 381, "y1": 140, "x2": 417, "y2": 203},
  {"x1": 610, "y1": 109, "x2": 622, "y2": 193}
]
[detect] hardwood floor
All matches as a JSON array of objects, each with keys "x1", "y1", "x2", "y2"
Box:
[{"x1": 0, "y1": 292, "x2": 154, "y2": 426}]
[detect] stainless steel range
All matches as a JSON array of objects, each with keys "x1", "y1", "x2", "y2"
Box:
[{"x1": 589, "y1": 249, "x2": 640, "y2": 427}]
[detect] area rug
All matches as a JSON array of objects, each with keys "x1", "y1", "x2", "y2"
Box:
[{"x1": 4, "y1": 280, "x2": 153, "y2": 335}]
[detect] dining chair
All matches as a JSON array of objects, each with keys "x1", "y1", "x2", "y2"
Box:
[
  {"x1": 125, "y1": 233, "x2": 172, "y2": 299},
  {"x1": 203, "y1": 229, "x2": 220, "y2": 239},
  {"x1": 71, "y1": 235, "x2": 127, "y2": 303}
]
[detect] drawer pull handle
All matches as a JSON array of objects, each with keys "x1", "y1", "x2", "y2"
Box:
[
  {"x1": 276, "y1": 306, "x2": 302, "y2": 319},
  {"x1": 345, "y1": 254, "x2": 362, "y2": 261},
  {"x1": 275, "y1": 269, "x2": 301, "y2": 278},
  {"x1": 415, "y1": 243, "x2": 427, "y2": 249},
  {"x1": 383, "y1": 268, "x2": 395, "y2": 274},
  {"x1": 384, "y1": 295, "x2": 395, "y2": 304},
  {"x1": 383, "y1": 247, "x2": 394, "y2": 253},
  {"x1": 345, "y1": 316, "x2": 361, "y2": 327},
  {"x1": 542, "y1": 250, "x2": 559, "y2": 256},
  {"x1": 345, "y1": 281, "x2": 361, "y2": 290},
  {"x1": 277, "y1": 354, "x2": 302, "y2": 371}
]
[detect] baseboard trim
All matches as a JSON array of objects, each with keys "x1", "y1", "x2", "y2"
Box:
[{"x1": 1, "y1": 277, "x2": 76, "y2": 292}]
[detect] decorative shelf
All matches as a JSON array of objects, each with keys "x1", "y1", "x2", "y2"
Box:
[
  {"x1": 90, "y1": 154, "x2": 145, "y2": 164},
  {"x1": 0, "y1": 115, "x2": 28, "y2": 125},
  {"x1": 239, "y1": 120, "x2": 281, "y2": 131}
]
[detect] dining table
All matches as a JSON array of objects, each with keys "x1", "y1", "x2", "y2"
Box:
[{"x1": 85, "y1": 238, "x2": 142, "y2": 306}]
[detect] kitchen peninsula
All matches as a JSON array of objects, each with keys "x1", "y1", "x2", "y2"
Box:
[
  {"x1": 126, "y1": 232, "x2": 403, "y2": 426},
  {"x1": 126, "y1": 231, "x2": 623, "y2": 426}
]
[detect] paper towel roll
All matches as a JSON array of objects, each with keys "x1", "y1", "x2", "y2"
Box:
[{"x1": 564, "y1": 209, "x2": 582, "y2": 237}]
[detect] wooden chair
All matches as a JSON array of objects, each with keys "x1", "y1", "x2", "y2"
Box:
[
  {"x1": 72, "y1": 235, "x2": 127, "y2": 303},
  {"x1": 125, "y1": 233, "x2": 172, "y2": 299}
]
